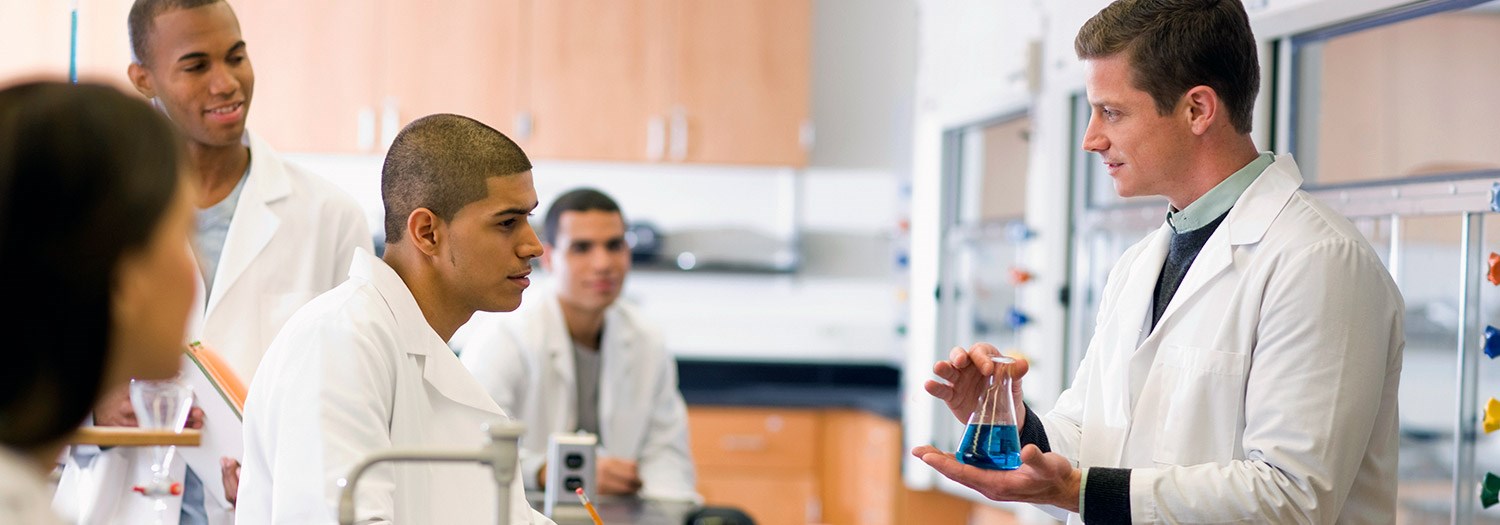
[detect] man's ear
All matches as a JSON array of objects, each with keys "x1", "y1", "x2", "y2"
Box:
[
  {"x1": 407, "y1": 208, "x2": 442, "y2": 257},
  {"x1": 127, "y1": 62, "x2": 156, "y2": 100},
  {"x1": 1183, "y1": 85, "x2": 1219, "y2": 136}
]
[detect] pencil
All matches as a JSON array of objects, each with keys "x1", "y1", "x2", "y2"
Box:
[{"x1": 575, "y1": 487, "x2": 603, "y2": 525}]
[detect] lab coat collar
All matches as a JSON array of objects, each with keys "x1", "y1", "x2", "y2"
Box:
[
  {"x1": 203, "y1": 131, "x2": 294, "y2": 318},
  {"x1": 1146, "y1": 155, "x2": 1302, "y2": 334},
  {"x1": 1117, "y1": 154, "x2": 1304, "y2": 434},
  {"x1": 349, "y1": 249, "x2": 506, "y2": 417},
  {"x1": 541, "y1": 294, "x2": 579, "y2": 430}
]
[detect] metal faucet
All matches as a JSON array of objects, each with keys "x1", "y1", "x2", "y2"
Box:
[{"x1": 336, "y1": 421, "x2": 525, "y2": 525}]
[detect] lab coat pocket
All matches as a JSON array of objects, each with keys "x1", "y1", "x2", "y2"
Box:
[{"x1": 1151, "y1": 344, "x2": 1248, "y2": 467}]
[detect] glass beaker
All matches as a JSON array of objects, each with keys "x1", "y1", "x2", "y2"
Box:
[
  {"x1": 956, "y1": 355, "x2": 1021, "y2": 470},
  {"x1": 129, "y1": 378, "x2": 193, "y2": 524}
]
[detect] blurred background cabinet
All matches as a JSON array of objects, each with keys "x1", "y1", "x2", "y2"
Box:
[
  {"x1": 236, "y1": 0, "x2": 521, "y2": 153},
  {"x1": 688, "y1": 406, "x2": 991, "y2": 525},
  {"x1": 239, "y1": 0, "x2": 810, "y2": 165},
  {"x1": 519, "y1": 0, "x2": 811, "y2": 166}
]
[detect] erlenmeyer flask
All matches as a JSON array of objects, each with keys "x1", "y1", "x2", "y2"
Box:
[
  {"x1": 956, "y1": 354, "x2": 1021, "y2": 470},
  {"x1": 129, "y1": 379, "x2": 193, "y2": 524}
]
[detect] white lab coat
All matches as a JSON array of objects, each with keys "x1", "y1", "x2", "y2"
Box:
[
  {"x1": 52, "y1": 131, "x2": 371, "y2": 525},
  {"x1": 0, "y1": 447, "x2": 64, "y2": 525},
  {"x1": 237, "y1": 249, "x2": 552, "y2": 524},
  {"x1": 458, "y1": 289, "x2": 699, "y2": 502},
  {"x1": 1041, "y1": 155, "x2": 1403, "y2": 524}
]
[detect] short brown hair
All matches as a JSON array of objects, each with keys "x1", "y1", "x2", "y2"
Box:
[
  {"x1": 381, "y1": 114, "x2": 532, "y2": 243},
  {"x1": 1075, "y1": 0, "x2": 1259, "y2": 134},
  {"x1": 127, "y1": 0, "x2": 225, "y2": 66}
]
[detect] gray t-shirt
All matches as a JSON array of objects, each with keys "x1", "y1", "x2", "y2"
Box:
[
  {"x1": 194, "y1": 165, "x2": 250, "y2": 293},
  {"x1": 573, "y1": 342, "x2": 601, "y2": 438}
]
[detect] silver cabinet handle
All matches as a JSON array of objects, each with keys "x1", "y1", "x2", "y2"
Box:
[
  {"x1": 646, "y1": 116, "x2": 665, "y2": 161},
  {"x1": 357, "y1": 106, "x2": 376, "y2": 152},
  {"x1": 669, "y1": 105, "x2": 688, "y2": 161},
  {"x1": 514, "y1": 111, "x2": 534, "y2": 142},
  {"x1": 379, "y1": 96, "x2": 400, "y2": 151}
]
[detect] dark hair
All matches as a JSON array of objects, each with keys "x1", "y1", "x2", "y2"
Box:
[
  {"x1": 128, "y1": 0, "x2": 225, "y2": 66},
  {"x1": 381, "y1": 114, "x2": 532, "y2": 243},
  {"x1": 0, "y1": 82, "x2": 182, "y2": 449},
  {"x1": 543, "y1": 188, "x2": 624, "y2": 246},
  {"x1": 1075, "y1": 0, "x2": 1259, "y2": 134}
]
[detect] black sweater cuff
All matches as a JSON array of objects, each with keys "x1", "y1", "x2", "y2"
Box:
[
  {"x1": 1082, "y1": 467, "x2": 1132, "y2": 525},
  {"x1": 1018, "y1": 401, "x2": 1051, "y2": 453}
]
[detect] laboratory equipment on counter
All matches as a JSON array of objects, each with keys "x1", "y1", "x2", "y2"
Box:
[
  {"x1": 544, "y1": 432, "x2": 598, "y2": 519},
  {"x1": 128, "y1": 379, "x2": 195, "y2": 524},
  {"x1": 336, "y1": 421, "x2": 524, "y2": 525},
  {"x1": 957, "y1": 354, "x2": 1022, "y2": 470}
]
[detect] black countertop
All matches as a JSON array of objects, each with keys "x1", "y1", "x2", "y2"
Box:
[{"x1": 675, "y1": 359, "x2": 902, "y2": 420}]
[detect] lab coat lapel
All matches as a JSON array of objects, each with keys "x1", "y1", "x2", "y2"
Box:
[
  {"x1": 1143, "y1": 232, "x2": 1232, "y2": 344},
  {"x1": 355, "y1": 251, "x2": 505, "y2": 417},
  {"x1": 1090, "y1": 225, "x2": 1169, "y2": 463},
  {"x1": 598, "y1": 305, "x2": 638, "y2": 444},
  {"x1": 1144, "y1": 156, "x2": 1302, "y2": 334},
  {"x1": 543, "y1": 297, "x2": 579, "y2": 429},
  {"x1": 204, "y1": 133, "x2": 290, "y2": 319},
  {"x1": 1116, "y1": 225, "x2": 1171, "y2": 352}
]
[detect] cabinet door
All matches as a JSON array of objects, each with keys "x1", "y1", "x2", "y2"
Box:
[
  {"x1": 383, "y1": 0, "x2": 521, "y2": 136},
  {"x1": 698, "y1": 471, "x2": 820, "y2": 525},
  {"x1": 235, "y1": 0, "x2": 383, "y2": 153},
  {"x1": 520, "y1": 0, "x2": 670, "y2": 162},
  {"x1": 820, "y1": 410, "x2": 900, "y2": 525},
  {"x1": 668, "y1": 0, "x2": 811, "y2": 166}
]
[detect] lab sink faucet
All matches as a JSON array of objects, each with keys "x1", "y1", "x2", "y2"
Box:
[{"x1": 336, "y1": 421, "x2": 526, "y2": 525}]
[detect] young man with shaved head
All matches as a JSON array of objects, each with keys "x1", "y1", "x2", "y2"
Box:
[{"x1": 239, "y1": 114, "x2": 553, "y2": 524}]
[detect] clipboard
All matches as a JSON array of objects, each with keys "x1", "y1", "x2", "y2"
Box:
[{"x1": 176, "y1": 341, "x2": 246, "y2": 513}]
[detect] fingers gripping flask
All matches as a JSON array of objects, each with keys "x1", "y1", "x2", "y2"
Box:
[{"x1": 957, "y1": 355, "x2": 1021, "y2": 470}]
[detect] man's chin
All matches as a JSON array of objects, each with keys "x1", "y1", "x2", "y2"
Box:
[{"x1": 479, "y1": 297, "x2": 524, "y2": 313}]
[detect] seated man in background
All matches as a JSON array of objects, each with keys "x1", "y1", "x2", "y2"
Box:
[
  {"x1": 458, "y1": 188, "x2": 699, "y2": 502},
  {"x1": 238, "y1": 114, "x2": 552, "y2": 524}
]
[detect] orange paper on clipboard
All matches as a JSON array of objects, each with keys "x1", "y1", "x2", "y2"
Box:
[
  {"x1": 185, "y1": 341, "x2": 246, "y2": 419},
  {"x1": 177, "y1": 341, "x2": 246, "y2": 514}
]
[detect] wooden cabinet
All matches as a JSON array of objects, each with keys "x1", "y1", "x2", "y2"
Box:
[
  {"x1": 518, "y1": 0, "x2": 811, "y2": 165},
  {"x1": 699, "y1": 472, "x2": 820, "y2": 525},
  {"x1": 689, "y1": 407, "x2": 822, "y2": 523},
  {"x1": 666, "y1": 0, "x2": 811, "y2": 166},
  {"x1": 18, "y1": 0, "x2": 813, "y2": 163},
  {"x1": 237, "y1": 0, "x2": 521, "y2": 153},
  {"x1": 820, "y1": 410, "x2": 900, "y2": 525},
  {"x1": 382, "y1": 0, "x2": 521, "y2": 139},
  {"x1": 690, "y1": 406, "x2": 1013, "y2": 525},
  {"x1": 236, "y1": 0, "x2": 384, "y2": 153},
  {"x1": 520, "y1": 0, "x2": 669, "y2": 162}
]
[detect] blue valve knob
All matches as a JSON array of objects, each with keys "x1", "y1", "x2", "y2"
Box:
[
  {"x1": 1005, "y1": 222, "x2": 1036, "y2": 243},
  {"x1": 1486, "y1": 325, "x2": 1500, "y2": 359},
  {"x1": 1007, "y1": 307, "x2": 1030, "y2": 330}
]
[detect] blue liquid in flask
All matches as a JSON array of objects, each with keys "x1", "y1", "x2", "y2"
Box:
[{"x1": 957, "y1": 423, "x2": 1021, "y2": 470}]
